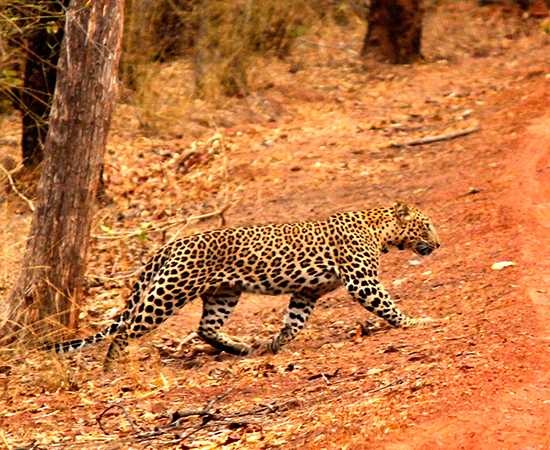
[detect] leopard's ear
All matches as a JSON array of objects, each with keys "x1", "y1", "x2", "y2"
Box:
[{"x1": 393, "y1": 201, "x2": 412, "y2": 225}]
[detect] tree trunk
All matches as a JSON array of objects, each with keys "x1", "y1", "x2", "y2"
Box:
[
  {"x1": 0, "y1": 0, "x2": 124, "y2": 342},
  {"x1": 362, "y1": 0, "x2": 424, "y2": 64},
  {"x1": 19, "y1": 1, "x2": 68, "y2": 169}
]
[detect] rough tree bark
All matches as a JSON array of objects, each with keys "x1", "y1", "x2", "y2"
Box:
[
  {"x1": 0, "y1": 0, "x2": 124, "y2": 342},
  {"x1": 362, "y1": 0, "x2": 424, "y2": 64}
]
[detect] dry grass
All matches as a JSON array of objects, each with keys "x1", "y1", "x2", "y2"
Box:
[
  {"x1": 124, "y1": 0, "x2": 547, "y2": 137},
  {"x1": 0, "y1": 1, "x2": 65, "y2": 111},
  {"x1": 0, "y1": 118, "x2": 28, "y2": 295},
  {"x1": 423, "y1": 1, "x2": 540, "y2": 61},
  {"x1": 121, "y1": 0, "x2": 332, "y2": 135},
  {"x1": 128, "y1": 60, "x2": 196, "y2": 136}
]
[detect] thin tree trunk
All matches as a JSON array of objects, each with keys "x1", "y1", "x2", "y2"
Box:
[
  {"x1": 19, "y1": 0, "x2": 68, "y2": 168},
  {"x1": 0, "y1": 0, "x2": 124, "y2": 342},
  {"x1": 362, "y1": 0, "x2": 424, "y2": 64}
]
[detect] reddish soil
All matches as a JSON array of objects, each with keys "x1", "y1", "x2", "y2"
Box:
[
  {"x1": 381, "y1": 92, "x2": 550, "y2": 450},
  {"x1": 1, "y1": 2, "x2": 549, "y2": 449}
]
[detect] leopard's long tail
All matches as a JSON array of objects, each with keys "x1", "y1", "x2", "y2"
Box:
[
  {"x1": 43, "y1": 246, "x2": 173, "y2": 355},
  {"x1": 43, "y1": 311, "x2": 129, "y2": 354}
]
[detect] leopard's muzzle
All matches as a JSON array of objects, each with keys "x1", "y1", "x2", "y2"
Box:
[{"x1": 414, "y1": 241, "x2": 439, "y2": 256}]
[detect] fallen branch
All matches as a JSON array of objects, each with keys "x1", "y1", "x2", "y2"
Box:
[
  {"x1": 169, "y1": 204, "x2": 231, "y2": 241},
  {"x1": 0, "y1": 164, "x2": 35, "y2": 212},
  {"x1": 19, "y1": 395, "x2": 295, "y2": 448},
  {"x1": 131, "y1": 390, "x2": 285, "y2": 446},
  {"x1": 92, "y1": 202, "x2": 233, "y2": 241},
  {"x1": 173, "y1": 331, "x2": 199, "y2": 354},
  {"x1": 97, "y1": 404, "x2": 138, "y2": 435},
  {"x1": 307, "y1": 368, "x2": 341, "y2": 383},
  {"x1": 168, "y1": 388, "x2": 234, "y2": 426},
  {"x1": 390, "y1": 124, "x2": 480, "y2": 148}
]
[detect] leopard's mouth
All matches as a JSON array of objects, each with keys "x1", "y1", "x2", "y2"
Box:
[{"x1": 414, "y1": 242, "x2": 435, "y2": 256}]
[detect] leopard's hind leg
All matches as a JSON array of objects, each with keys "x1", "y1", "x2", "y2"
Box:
[
  {"x1": 102, "y1": 269, "x2": 199, "y2": 369},
  {"x1": 197, "y1": 291, "x2": 250, "y2": 355}
]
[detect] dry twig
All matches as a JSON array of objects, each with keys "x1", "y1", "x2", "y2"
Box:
[
  {"x1": 19, "y1": 394, "x2": 295, "y2": 448},
  {"x1": 97, "y1": 404, "x2": 138, "y2": 435},
  {"x1": 92, "y1": 203, "x2": 233, "y2": 241},
  {"x1": 0, "y1": 164, "x2": 35, "y2": 212},
  {"x1": 368, "y1": 378, "x2": 405, "y2": 394},
  {"x1": 390, "y1": 124, "x2": 480, "y2": 148},
  {"x1": 307, "y1": 368, "x2": 341, "y2": 383},
  {"x1": 138, "y1": 391, "x2": 288, "y2": 445}
]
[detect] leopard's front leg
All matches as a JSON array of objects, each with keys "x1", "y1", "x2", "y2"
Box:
[{"x1": 342, "y1": 274, "x2": 433, "y2": 327}]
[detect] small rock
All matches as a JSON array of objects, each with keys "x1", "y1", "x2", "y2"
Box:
[
  {"x1": 491, "y1": 261, "x2": 517, "y2": 270},
  {"x1": 466, "y1": 187, "x2": 481, "y2": 195}
]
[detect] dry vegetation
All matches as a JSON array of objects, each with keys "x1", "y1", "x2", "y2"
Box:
[
  {"x1": 0, "y1": 1, "x2": 65, "y2": 110},
  {"x1": 1, "y1": 1, "x2": 550, "y2": 448}
]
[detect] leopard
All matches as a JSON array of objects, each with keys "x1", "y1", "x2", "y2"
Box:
[{"x1": 46, "y1": 201, "x2": 441, "y2": 369}]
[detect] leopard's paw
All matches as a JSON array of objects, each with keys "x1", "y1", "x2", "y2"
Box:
[
  {"x1": 405, "y1": 316, "x2": 437, "y2": 327},
  {"x1": 247, "y1": 337, "x2": 271, "y2": 356}
]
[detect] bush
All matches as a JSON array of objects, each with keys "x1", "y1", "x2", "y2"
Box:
[{"x1": 123, "y1": 0, "x2": 321, "y2": 98}]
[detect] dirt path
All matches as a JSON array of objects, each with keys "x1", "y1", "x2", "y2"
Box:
[{"x1": 383, "y1": 108, "x2": 550, "y2": 449}]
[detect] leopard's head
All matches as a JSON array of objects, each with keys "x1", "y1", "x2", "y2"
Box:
[{"x1": 391, "y1": 202, "x2": 440, "y2": 256}]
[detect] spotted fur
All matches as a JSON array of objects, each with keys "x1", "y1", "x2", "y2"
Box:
[{"x1": 46, "y1": 201, "x2": 440, "y2": 368}]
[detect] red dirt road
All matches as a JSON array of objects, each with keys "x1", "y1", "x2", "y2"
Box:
[{"x1": 383, "y1": 106, "x2": 550, "y2": 449}]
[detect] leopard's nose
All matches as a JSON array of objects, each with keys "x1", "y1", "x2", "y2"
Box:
[{"x1": 435, "y1": 242, "x2": 441, "y2": 248}]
